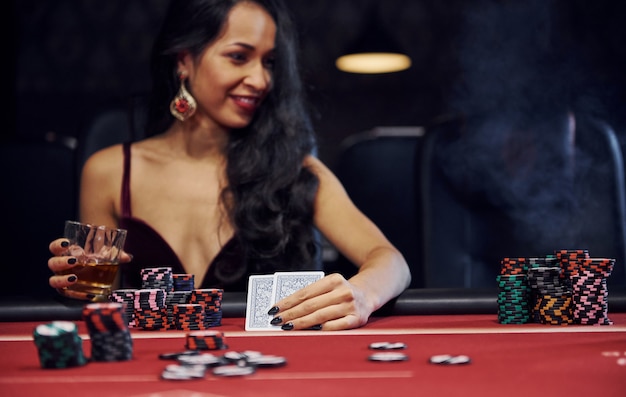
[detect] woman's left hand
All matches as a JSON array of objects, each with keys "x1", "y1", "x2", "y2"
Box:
[{"x1": 267, "y1": 273, "x2": 374, "y2": 331}]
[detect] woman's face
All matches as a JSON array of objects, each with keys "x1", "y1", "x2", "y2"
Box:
[{"x1": 181, "y1": 2, "x2": 276, "y2": 130}]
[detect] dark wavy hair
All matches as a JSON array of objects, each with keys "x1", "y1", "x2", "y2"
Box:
[{"x1": 146, "y1": 0, "x2": 320, "y2": 273}]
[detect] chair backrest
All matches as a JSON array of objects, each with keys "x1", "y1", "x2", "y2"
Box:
[
  {"x1": 0, "y1": 139, "x2": 78, "y2": 298},
  {"x1": 418, "y1": 111, "x2": 626, "y2": 288},
  {"x1": 329, "y1": 127, "x2": 425, "y2": 288},
  {"x1": 78, "y1": 98, "x2": 148, "y2": 168}
]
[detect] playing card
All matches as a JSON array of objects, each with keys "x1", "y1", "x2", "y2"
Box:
[
  {"x1": 272, "y1": 271, "x2": 325, "y2": 303},
  {"x1": 245, "y1": 275, "x2": 276, "y2": 331}
]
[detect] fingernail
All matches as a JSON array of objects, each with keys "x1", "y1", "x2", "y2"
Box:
[
  {"x1": 61, "y1": 241, "x2": 69, "y2": 248},
  {"x1": 306, "y1": 324, "x2": 323, "y2": 331},
  {"x1": 267, "y1": 306, "x2": 279, "y2": 315},
  {"x1": 270, "y1": 316, "x2": 282, "y2": 325},
  {"x1": 281, "y1": 322, "x2": 294, "y2": 331},
  {"x1": 68, "y1": 258, "x2": 77, "y2": 265},
  {"x1": 86, "y1": 294, "x2": 95, "y2": 300},
  {"x1": 67, "y1": 275, "x2": 77, "y2": 283}
]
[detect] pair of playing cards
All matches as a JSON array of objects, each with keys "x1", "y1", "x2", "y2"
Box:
[{"x1": 245, "y1": 271, "x2": 324, "y2": 331}]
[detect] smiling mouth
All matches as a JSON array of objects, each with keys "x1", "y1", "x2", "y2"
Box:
[{"x1": 232, "y1": 95, "x2": 260, "y2": 112}]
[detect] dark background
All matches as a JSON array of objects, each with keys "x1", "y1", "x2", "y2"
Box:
[
  {"x1": 3, "y1": 0, "x2": 626, "y2": 296},
  {"x1": 6, "y1": 0, "x2": 625, "y2": 167}
]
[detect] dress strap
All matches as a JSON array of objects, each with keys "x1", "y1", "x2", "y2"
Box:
[{"x1": 121, "y1": 142, "x2": 132, "y2": 218}]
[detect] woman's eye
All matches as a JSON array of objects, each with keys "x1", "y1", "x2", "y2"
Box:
[
  {"x1": 264, "y1": 57, "x2": 276, "y2": 69},
  {"x1": 229, "y1": 53, "x2": 247, "y2": 62}
]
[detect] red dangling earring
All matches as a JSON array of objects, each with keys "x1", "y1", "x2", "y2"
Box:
[{"x1": 169, "y1": 71, "x2": 197, "y2": 121}]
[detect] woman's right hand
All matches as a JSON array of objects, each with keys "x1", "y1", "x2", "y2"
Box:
[{"x1": 48, "y1": 238, "x2": 132, "y2": 290}]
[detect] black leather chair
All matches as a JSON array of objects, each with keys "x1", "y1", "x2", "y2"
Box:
[
  {"x1": 328, "y1": 127, "x2": 425, "y2": 288},
  {"x1": 418, "y1": 111, "x2": 626, "y2": 288},
  {"x1": 0, "y1": 139, "x2": 78, "y2": 298}
]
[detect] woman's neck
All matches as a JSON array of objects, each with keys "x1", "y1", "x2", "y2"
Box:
[{"x1": 163, "y1": 121, "x2": 229, "y2": 163}]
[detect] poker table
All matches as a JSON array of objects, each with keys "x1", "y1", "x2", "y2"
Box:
[{"x1": 1, "y1": 288, "x2": 625, "y2": 397}]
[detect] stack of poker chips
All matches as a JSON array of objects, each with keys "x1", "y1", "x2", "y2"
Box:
[
  {"x1": 527, "y1": 264, "x2": 573, "y2": 325},
  {"x1": 497, "y1": 258, "x2": 531, "y2": 324},
  {"x1": 185, "y1": 330, "x2": 228, "y2": 350},
  {"x1": 570, "y1": 258, "x2": 615, "y2": 325},
  {"x1": 141, "y1": 267, "x2": 174, "y2": 293},
  {"x1": 497, "y1": 249, "x2": 615, "y2": 326},
  {"x1": 82, "y1": 302, "x2": 133, "y2": 361},
  {"x1": 172, "y1": 303, "x2": 209, "y2": 330},
  {"x1": 165, "y1": 291, "x2": 194, "y2": 330},
  {"x1": 133, "y1": 288, "x2": 168, "y2": 330},
  {"x1": 173, "y1": 273, "x2": 195, "y2": 291},
  {"x1": 189, "y1": 289, "x2": 224, "y2": 327},
  {"x1": 110, "y1": 268, "x2": 223, "y2": 331},
  {"x1": 32, "y1": 321, "x2": 88, "y2": 369},
  {"x1": 110, "y1": 289, "x2": 138, "y2": 328},
  {"x1": 556, "y1": 249, "x2": 590, "y2": 289}
]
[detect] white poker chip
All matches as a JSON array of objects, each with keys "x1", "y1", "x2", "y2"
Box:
[
  {"x1": 429, "y1": 354, "x2": 471, "y2": 365},
  {"x1": 212, "y1": 364, "x2": 256, "y2": 377},
  {"x1": 368, "y1": 352, "x2": 409, "y2": 362},
  {"x1": 224, "y1": 351, "x2": 248, "y2": 361},
  {"x1": 178, "y1": 353, "x2": 223, "y2": 366},
  {"x1": 246, "y1": 354, "x2": 287, "y2": 368},
  {"x1": 161, "y1": 364, "x2": 206, "y2": 380},
  {"x1": 240, "y1": 350, "x2": 264, "y2": 359},
  {"x1": 369, "y1": 342, "x2": 407, "y2": 350}
]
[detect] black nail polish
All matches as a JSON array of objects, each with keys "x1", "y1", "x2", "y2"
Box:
[
  {"x1": 306, "y1": 324, "x2": 323, "y2": 331},
  {"x1": 67, "y1": 275, "x2": 77, "y2": 282},
  {"x1": 68, "y1": 258, "x2": 77, "y2": 265},
  {"x1": 86, "y1": 294, "x2": 95, "y2": 300},
  {"x1": 61, "y1": 241, "x2": 69, "y2": 248},
  {"x1": 267, "y1": 306, "x2": 279, "y2": 315},
  {"x1": 281, "y1": 322, "x2": 294, "y2": 331},
  {"x1": 270, "y1": 316, "x2": 282, "y2": 325}
]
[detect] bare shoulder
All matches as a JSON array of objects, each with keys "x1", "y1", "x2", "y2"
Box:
[
  {"x1": 82, "y1": 143, "x2": 125, "y2": 178},
  {"x1": 303, "y1": 155, "x2": 333, "y2": 178},
  {"x1": 303, "y1": 155, "x2": 346, "y2": 195}
]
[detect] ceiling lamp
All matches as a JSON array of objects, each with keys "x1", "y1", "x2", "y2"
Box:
[{"x1": 336, "y1": 9, "x2": 411, "y2": 74}]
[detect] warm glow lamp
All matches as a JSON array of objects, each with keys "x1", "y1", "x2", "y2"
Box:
[{"x1": 336, "y1": 10, "x2": 411, "y2": 74}]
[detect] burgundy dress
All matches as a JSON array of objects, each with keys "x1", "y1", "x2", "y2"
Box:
[{"x1": 117, "y1": 142, "x2": 251, "y2": 291}]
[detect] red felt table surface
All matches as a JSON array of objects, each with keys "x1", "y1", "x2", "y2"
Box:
[{"x1": 1, "y1": 314, "x2": 625, "y2": 397}]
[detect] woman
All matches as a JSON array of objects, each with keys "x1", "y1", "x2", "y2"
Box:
[{"x1": 48, "y1": 0, "x2": 411, "y2": 331}]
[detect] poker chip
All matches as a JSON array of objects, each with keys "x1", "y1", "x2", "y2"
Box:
[
  {"x1": 212, "y1": 364, "x2": 256, "y2": 377},
  {"x1": 159, "y1": 350, "x2": 200, "y2": 360},
  {"x1": 32, "y1": 321, "x2": 88, "y2": 369},
  {"x1": 369, "y1": 342, "x2": 407, "y2": 350},
  {"x1": 429, "y1": 354, "x2": 471, "y2": 365},
  {"x1": 159, "y1": 350, "x2": 286, "y2": 380},
  {"x1": 161, "y1": 364, "x2": 206, "y2": 380},
  {"x1": 178, "y1": 353, "x2": 225, "y2": 367},
  {"x1": 368, "y1": 352, "x2": 409, "y2": 362},
  {"x1": 497, "y1": 250, "x2": 615, "y2": 327},
  {"x1": 82, "y1": 303, "x2": 133, "y2": 362},
  {"x1": 245, "y1": 354, "x2": 288, "y2": 368},
  {"x1": 185, "y1": 330, "x2": 228, "y2": 350}
]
